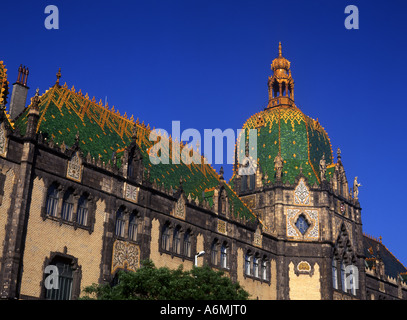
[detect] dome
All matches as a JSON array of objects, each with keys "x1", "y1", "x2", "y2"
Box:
[
  {"x1": 232, "y1": 42, "x2": 334, "y2": 187},
  {"x1": 235, "y1": 104, "x2": 333, "y2": 186}
]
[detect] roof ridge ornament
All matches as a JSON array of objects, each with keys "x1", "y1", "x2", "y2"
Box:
[{"x1": 55, "y1": 68, "x2": 61, "y2": 86}]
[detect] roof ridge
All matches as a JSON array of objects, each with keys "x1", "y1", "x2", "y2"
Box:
[{"x1": 363, "y1": 232, "x2": 407, "y2": 273}]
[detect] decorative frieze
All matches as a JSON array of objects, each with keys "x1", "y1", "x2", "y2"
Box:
[
  {"x1": 66, "y1": 152, "x2": 83, "y2": 182},
  {"x1": 173, "y1": 196, "x2": 186, "y2": 220}
]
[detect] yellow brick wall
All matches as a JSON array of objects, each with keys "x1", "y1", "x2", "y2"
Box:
[
  {"x1": 0, "y1": 167, "x2": 15, "y2": 271},
  {"x1": 236, "y1": 248, "x2": 276, "y2": 300},
  {"x1": 19, "y1": 177, "x2": 106, "y2": 298},
  {"x1": 288, "y1": 261, "x2": 321, "y2": 300}
]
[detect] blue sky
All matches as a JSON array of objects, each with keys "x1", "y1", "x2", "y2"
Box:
[{"x1": 2, "y1": 0, "x2": 407, "y2": 266}]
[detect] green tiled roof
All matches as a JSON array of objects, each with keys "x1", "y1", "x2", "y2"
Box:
[
  {"x1": 363, "y1": 234, "x2": 407, "y2": 280},
  {"x1": 232, "y1": 105, "x2": 334, "y2": 186},
  {"x1": 13, "y1": 83, "x2": 256, "y2": 222}
]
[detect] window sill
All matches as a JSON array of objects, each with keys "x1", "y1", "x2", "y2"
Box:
[{"x1": 44, "y1": 215, "x2": 92, "y2": 234}]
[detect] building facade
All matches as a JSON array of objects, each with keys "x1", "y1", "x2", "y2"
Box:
[{"x1": 0, "y1": 46, "x2": 405, "y2": 300}]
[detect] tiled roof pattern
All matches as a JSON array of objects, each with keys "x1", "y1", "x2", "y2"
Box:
[
  {"x1": 363, "y1": 234, "x2": 407, "y2": 280},
  {"x1": 13, "y1": 84, "x2": 256, "y2": 222},
  {"x1": 233, "y1": 105, "x2": 334, "y2": 186}
]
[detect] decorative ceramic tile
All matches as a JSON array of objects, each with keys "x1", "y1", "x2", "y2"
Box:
[
  {"x1": 111, "y1": 240, "x2": 140, "y2": 273},
  {"x1": 294, "y1": 178, "x2": 310, "y2": 205},
  {"x1": 217, "y1": 219, "x2": 227, "y2": 234},
  {"x1": 124, "y1": 183, "x2": 139, "y2": 203}
]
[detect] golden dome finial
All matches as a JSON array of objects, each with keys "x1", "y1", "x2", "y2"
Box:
[{"x1": 279, "y1": 42, "x2": 282, "y2": 57}]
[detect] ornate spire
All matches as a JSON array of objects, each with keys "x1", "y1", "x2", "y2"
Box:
[
  {"x1": 56, "y1": 68, "x2": 61, "y2": 86},
  {"x1": 267, "y1": 42, "x2": 295, "y2": 109}
]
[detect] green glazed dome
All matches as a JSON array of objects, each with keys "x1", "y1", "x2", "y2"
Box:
[{"x1": 235, "y1": 104, "x2": 334, "y2": 186}]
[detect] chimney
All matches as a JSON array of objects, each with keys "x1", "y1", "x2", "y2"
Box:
[{"x1": 9, "y1": 65, "x2": 30, "y2": 120}]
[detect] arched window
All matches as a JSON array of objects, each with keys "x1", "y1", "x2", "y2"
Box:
[
  {"x1": 340, "y1": 261, "x2": 347, "y2": 292},
  {"x1": 161, "y1": 224, "x2": 171, "y2": 251},
  {"x1": 245, "y1": 252, "x2": 251, "y2": 276},
  {"x1": 211, "y1": 240, "x2": 219, "y2": 265},
  {"x1": 220, "y1": 242, "x2": 228, "y2": 269},
  {"x1": 115, "y1": 207, "x2": 125, "y2": 237},
  {"x1": 173, "y1": 226, "x2": 181, "y2": 254},
  {"x1": 128, "y1": 212, "x2": 138, "y2": 241},
  {"x1": 183, "y1": 230, "x2": 192, "y2": 257},
  {"x1": 45, "y1": 259, "x2": 74, "y2": 300},
  {"x1": 332, "y1": 259, "x2": 338, "y2": 289},
  {"x1": 46, "y1": 183, "x2": 59, "y2": 217},
  {"x1": 253, "y1": 255, "x2": 259, "y2": 278},
  {"x1": 44, "y1": 254, "x2": 81, "y2": 300},
  {"x1": 76, "y1": 195, "x2": 88, "y2": 226},
  {"x1": 261, "y1": 258, "x2": 268, "y2": 280},
  {"x1": 61, "y1": 189, "x2": 74, "y2": 221}
]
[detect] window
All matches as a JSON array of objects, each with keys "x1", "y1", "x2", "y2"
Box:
[
  {"x1": 253, "y1": 256, "x2": 259, "y2": 278},
  {"x1": 46, "y1": 183, "x2": 59, "y2": 217},
  {"x1": 115, "y1": 208, "x2": 125, "y2": 237},
  {"x1": 261, "y1": 259, "x2": 267, "y2": 280},
  {"x1": 220, "y1": 243, "x2": 228, "y2": 269},
  {"x1": 245, "y1": 253, "x2": 251, "y2": 276},
  {"x1": 249, "y1": 174, "x2": 255, "y2": 190},
  {"x1": 45, "y1": 261, "x2": 73, "y2": 300},
  {"x1": 332, "y1": 259, "x2": 339, "y2": 289},
  {"x1": 161, "y1": 224, "x2": 170, "y2": 251},
  {"x1": 76, "y1": 195, "x2": 88, "y2": 226},
  {"x1": 241, "y1": 175, "x2": 247, "y2": 191},
  {"x1": 183, "y1": 230, "x2": 191, "y2": 257},
  {"x1": 61, "y1": 189, "x2": 74, "y2": 221},
  {"x1": 341, "y1": 261, "x2": 347, "y2": 292},
  {"x1": 128, "y1": 212, "x2": 138, "y2": 241},
  {"x1": 295, "y1": 214, "x2": 310, "y2": 235},
  {"x1": 173, "y1": 226, "x2": 181, "y2": 254},
  {"x1": 211, "y1": 240, "x2": 219, "y2": 265}
]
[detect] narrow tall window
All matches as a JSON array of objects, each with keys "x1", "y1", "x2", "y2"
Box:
[
  {"x1": 61, "y1": 189, "x2": 74, "y2": 221},
  {"x1": 128, "y1": 212, "x2": 138, "y2": 241},
  {"x1": 245, "y1": 253, "x2": 251, "y2": 276},
  {"x1": 46, "y1": 183, "x2": 59, "y2": 217},
  {"x1": 76, "y1": 195, "x2": 88, "y2": 226},
  {"x1": 341, "y1": 261, "x2": 347, "y2": 292},
  {"x1": 211, "y1": 240, "x2": 219, "y2": 265},
  {"x1": 115, "y1": 208, "x2": 125, "y2": 237},
  {"x1": 332, "y1": 259, "x2": 338, "y2": 289},
  {"x1": 253, "y1": 256, "x2": 259, "y2": 278},
  {"x1": 183, "y1": 230, "x2": 191, "y2": 257},
  {"x1": 161, "y1": 224, "x2": 170, "y2": 251},
  {"x1": 173, "y1": 226, "x2": 181, "y2": 254},
  {"x1": 220, "y1": 243, "x2": 228, "y2": 269},
  {"x1": 261, "y1": 259, "x2": 267, "y2": 280},
  {"x1": 249, "y1": 174, "x2": 255, "y2": 190}
]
